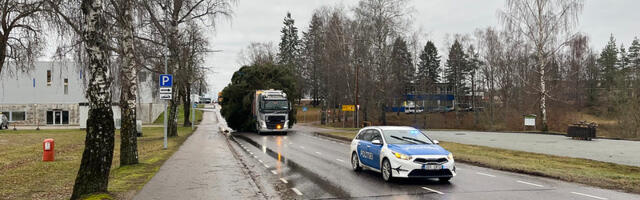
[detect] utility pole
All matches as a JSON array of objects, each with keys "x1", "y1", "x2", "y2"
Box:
[
  {"x1": 354, "y1": 58, "x2": 360, "y2": 128},
  {"x1": 162, "y1": 2, "x2": 169, "y2": 150}
]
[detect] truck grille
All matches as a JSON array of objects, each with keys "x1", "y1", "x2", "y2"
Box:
[{"x1": 267, "y1": 116, "x2": 285, "y2": 123}]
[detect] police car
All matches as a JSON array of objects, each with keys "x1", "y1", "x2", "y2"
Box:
[{"x1": 350, "y1": 126, "x2": 456, "y2": 182}]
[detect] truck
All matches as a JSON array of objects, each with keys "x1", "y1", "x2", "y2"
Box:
[{"x1": 252, "y1": 90, "x2": 290, "y2": 134}]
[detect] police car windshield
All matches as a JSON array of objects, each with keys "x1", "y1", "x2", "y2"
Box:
[
  {"x1": 384, "y1": 130, "x2": 434, "y2": 145},
  {"x1": 262, "y1": 100, "x2": 288, "y2": 110}
]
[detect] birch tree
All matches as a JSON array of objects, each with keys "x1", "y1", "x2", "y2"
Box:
[
  {"x1": 500, "y1": 0, "x2": 584, "y2": 131},
  {"x1": 71, "y1": 0, "x2": 115, "y2": 198},
  {"x1": 0, "y1": 0, "x2": 47, "y2": 76}
]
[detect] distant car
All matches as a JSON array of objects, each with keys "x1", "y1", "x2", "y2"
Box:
[
  {"x1": 0, "y1": 114, "x2": 8, "y2": 130},
  {"x1": 350, "y1": 126, "x2": 456, "y2": 182}
]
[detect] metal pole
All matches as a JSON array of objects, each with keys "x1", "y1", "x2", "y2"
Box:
[
  {"x1": 163, "y1": 3, "x2": 169, "y2": 150},
  {"x1": 355, "y1": 59, "x2": 359, "y2": 128},
  {"x1": 191, "y1": 102, "x2": 195, "y2": 130}
]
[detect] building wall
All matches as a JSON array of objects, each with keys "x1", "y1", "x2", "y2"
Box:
[{"x1": 0, "y1": 104, "x2": 80, "y2": 126}]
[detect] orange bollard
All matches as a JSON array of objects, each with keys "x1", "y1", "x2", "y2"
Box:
[{"x1": 43, "y1": 139, "x2": 55, "y2": 162}]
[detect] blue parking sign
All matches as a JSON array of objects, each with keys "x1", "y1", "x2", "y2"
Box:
[
  {"x1": 302, "y1": 107, "x2": 308, "y2": 112},
  {"x1": 159, "y1": 74, "x2": 173, "y2": 87}
]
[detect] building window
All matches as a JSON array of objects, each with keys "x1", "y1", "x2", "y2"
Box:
[
  {"x1": 47, "y1": 70, "x2": 52, "y2": 86},
  {"x1": 46, "y1": 110, "x2": 69, "y2": 125},
  {"x1": 64, "y1": 78, "x2": 69, "y2": 95},
  {"x1": 1, "y1": 111, "x2": 26, "y2": 122}
]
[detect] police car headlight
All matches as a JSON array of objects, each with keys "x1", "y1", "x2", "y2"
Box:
[
  {"x1": 393, "y1": 152, "x2": 412, "y2": 160},
  {"x1": 447, "y1": 153, "x2": 454, "y2": 161}
]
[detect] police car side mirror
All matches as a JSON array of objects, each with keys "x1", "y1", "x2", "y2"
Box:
[
  {"x1": 371, "y1": 139, "x2": 382, "y2": 145},
  {"x1": 433, "y1": 140, "x2": 440, "y2": 144}
]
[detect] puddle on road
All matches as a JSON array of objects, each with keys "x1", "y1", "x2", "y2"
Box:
[{"x1": 232, "y1": 134, "x2": 351, "y2": 198}]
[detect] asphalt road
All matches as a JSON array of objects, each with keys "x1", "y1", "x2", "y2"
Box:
[
  {"x1": 426, "y1": 130, "x2": 640, "y2": 167},
  {"x1": 231, "y1": 125, "x2": 640, "y2": 200}
]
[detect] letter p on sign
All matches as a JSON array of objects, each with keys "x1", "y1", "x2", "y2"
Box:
[{"x1": 159, "y1": 74, "x2": 173, "y2": 87}]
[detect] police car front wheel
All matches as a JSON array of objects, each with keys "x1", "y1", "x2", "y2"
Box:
[
  {"x1": 382, "y1": 159, "x2": 393, "y2": 182},
  {"x1": 351, "y1": 152, "x2": 362, "y2": 171}
]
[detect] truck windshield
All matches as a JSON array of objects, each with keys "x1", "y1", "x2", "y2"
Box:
[{"x1": 262, "y1": 100, "x2": 288, "y2": 110}]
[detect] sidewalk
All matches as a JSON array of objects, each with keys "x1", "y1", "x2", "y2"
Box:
[
  {"x1": 427, "y1": 130, "x2": 640, "y2": 167},
  {"x1": 134, "y1": 109, "x2": 264, "y2": 200}
]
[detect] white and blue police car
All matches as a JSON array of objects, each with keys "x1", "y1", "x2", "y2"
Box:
[{"x1": 350, "y1": 126, "x2": 456, "y2": 182}]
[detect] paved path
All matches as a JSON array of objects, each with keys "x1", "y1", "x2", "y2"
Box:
[
  {"x1": 426, "y1": 130, "x2": 640, "y2": 167},
  {"x1": 134, "y1": 108, "x2": 265, "y2": 200}
]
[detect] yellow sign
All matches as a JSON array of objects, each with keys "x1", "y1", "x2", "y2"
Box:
[{"x1": 342, "y1": 105, "x2": 355, "y2": 112}]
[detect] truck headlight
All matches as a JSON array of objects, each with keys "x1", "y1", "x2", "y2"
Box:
[
  {"x1": 393, "y1": 152, "x2": 412, "y2": 160},
  {"x1": 260, "y1": 121, "x2": 266, "y2": 128},
  {"x1": 447, "y1": 153, "x2": 454, "y2": 161}
]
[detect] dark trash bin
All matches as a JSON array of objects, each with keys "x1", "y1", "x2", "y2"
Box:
[{"x1": 567, "y1": 122, "x2": 597, "y2": 140}]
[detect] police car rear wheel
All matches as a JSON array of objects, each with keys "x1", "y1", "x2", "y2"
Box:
[
  {"x1": 351, "y1": 152, "x2": 362, "y2": 171},
  {"x1": 382, "y1": 159, "x2": 393, "y2": 182}
]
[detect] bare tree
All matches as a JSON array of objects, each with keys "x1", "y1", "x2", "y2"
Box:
[
  {"x1": 237, "y1": 42, "x2": 277, "y2": 66},
  {"x1": 140, "y1": 0, "x2": 233, "y2": 136},
  {"x1": 0, "y1": 0, "x2": 47, "y2": 76},
  {"x1": 500, "y1": 0, "x2": 584, "y2": 131}
]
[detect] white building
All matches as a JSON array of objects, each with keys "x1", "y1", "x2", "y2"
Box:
[{"x1": 0, "y1": 61, "x2": 164, "y2": 127}]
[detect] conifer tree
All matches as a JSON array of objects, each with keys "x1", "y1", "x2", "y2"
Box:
[{"x1": 417, "y1": 41, "x2": 441, "y2": 93}]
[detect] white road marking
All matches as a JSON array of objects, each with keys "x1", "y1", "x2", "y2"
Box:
[
  {"x1": 258, "y1": 160, "x2": 263, "y2": 163},
  {"x1": 336, "y1": 159, "x2": 345, "y2": 162},
  {"x1": 315, "y1": 151, "x2": 322, "y2": 155},
  {"x1": 271, "y1": 170, "x2": 277, "y2": 175},
  {"x1": 299, "y1": 146, "x2": 305, "y2": 149},
  {"x1": 517, "y1": 180, "x2": 544, "y2": 188},
  {"x1": 476, "y1": 172, "x2": 496, "y2": 177},
  {"x1": 291, "y1": 188, "x2": 303, "y2": 196},
  {"x1": 289, "y1": 142, "x2": 293, "y2": 145},
  {"x1": 249, "y1": 152, "x2": 253, "y2": 155},
  {"x1": 263, "y1": 164, "x2": 269, "y2": 168},
  {"x1": 280, "y1": 178, "x2": 288, "y2": 184},
  {"x1": 253, "y1": 155, "x2": 258, "y2": 158},
  {"x1": 571, "y1": 192, "x2": 608, "y2": 200},
  {"x1": 421, "y1": 187, "x2": 444, "y2": 194}
]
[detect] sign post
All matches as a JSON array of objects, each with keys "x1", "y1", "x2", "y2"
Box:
[
  {"x1": 302, "y1": 106, "x2": 308, "y2": 123},
  {"x1": 159, "y1": 74, "x2": 173, "y2": 149},
  {"x1": 341, "y1": 105, "x2": 355, "y2": 128},
  {"x1": 192, "y1": 103, "x2": 196, "y2": 130}
]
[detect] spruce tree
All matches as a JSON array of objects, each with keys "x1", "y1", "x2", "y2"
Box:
[
  {"x1": 301, "y1": 13, "x2": 324, "y2": 106},
  {"x1": 391, "y1": 37, "x2": 414, "y2": 96},
  {"x1": 445, "y1": 40, "x2": 468, "y2": 104},
  {"x1": 599, "y1": 35, "x2": 619, "y2": 89},
  {"x1": 629, "y1": 38, "x2": 640, "y2": 70},
  {"x1": 417, "y1": 41, "x2": 440, "y2": 93},
  {"x1": 278, "y1": 12, "x2": 301, "y2": 68}
]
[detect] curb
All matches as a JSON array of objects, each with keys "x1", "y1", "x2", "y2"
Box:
[{"x1": 313, "y1": 132, "x2": 352, "y2": 142}]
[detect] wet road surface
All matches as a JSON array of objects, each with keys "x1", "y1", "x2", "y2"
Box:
[{"x1": 231, "y1": 126, "x2": 640, "y2": 200}]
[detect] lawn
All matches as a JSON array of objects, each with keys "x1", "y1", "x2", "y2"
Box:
[
  {"x1": 0, "y1": 126, "x2": 196, "y2": 200},
  {"x1": 318, "y1": 130, "x2": 640, "y2": 194},
  {"x1": 153, "y1": 105, "x2": 204, "y2": 125}
]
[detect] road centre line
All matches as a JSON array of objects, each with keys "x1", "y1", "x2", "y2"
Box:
[
  {"x1": 476, "y1": 172, "x2": 496, "y2": 177},
  {"x1": 258, "y1": 159, "x2": 263, "y2": 163},
  {"x1": 336, "y1": 158, "x2": 345, "y2": 162},
  {"x1": 263, "y1": 164, "x2": 270, "y2": 168},
  {"x1": 291, "y1": 188, "x2": 303, "y2": 196},
  {"x1": 570, "y1": 192, "x2": 608, "y2": 200},
  {"x1": 421, "y1": 187, "x2": 444, "y2": 194},
  {"x1": 315, "y1": 151, "x2": 322, "y2": 155},
  {"x1": 516, "y1": 180, "x2": 544, "y2": 187},
  {"x1": 299, "y1": 146, "x2": 305, "y2": 149},
  {"x1": 271, "y1": 170, "x2": 277, "y2": 175},
  {"x1": 280, "y1": 178, "x2": 288, "y2": 184}
]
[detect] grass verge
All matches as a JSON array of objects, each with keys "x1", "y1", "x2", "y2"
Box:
[
  {"x1": 317, "y1": 130, "x2": 640, "y2": 194},
  {"x1": 153, "y1": 105, "x2": 204, "y2": 125},
  {"x1": 0, "y1": 126, "x2": 196, "y2": 200}
]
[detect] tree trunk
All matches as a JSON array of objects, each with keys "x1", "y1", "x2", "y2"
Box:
[
  {"x1": 168, "y1": 94, "x2": 179, "y2": 137},
  {"x1": 118, "y1": 0, "x2": 138, "y2": 166},
  {"x1": 71, "y1": 0, "x2": 115, "y2": 199},
  {"x1": 183, "y1": 84, "x2": 192, "y2": 127},
  {"x1": 540, "y1": 63, "x2": 548, "y2": 131}
]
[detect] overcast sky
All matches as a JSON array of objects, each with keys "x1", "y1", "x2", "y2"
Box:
[{"x1": 203, "y1": 0, "x2": 640, "y2": 98}]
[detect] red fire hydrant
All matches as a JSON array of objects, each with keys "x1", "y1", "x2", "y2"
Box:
[{"x1": 43, "y1": 138, "x2": 55, "y2": 162}]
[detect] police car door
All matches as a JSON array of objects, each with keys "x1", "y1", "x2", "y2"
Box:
[
  {"x1": 357, "y1": 130, "x2": 374, "y2": 168},
  {"x1": 368, "y1": 129, "x2": 383, "y2": 170}
]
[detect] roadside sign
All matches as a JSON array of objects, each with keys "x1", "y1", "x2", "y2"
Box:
[
  {"x1": 159, "y1": 74, "x2": 173, "y2": 87},
  {"x1": 159, "y1": 87, "x2": 172, "y2": 94},
  {"x1": 193, "y1": 103, "x2": 197, "y2": 108},
  {"x1": 302, "y1": 107, "x2": 308, "y2": 112},
  {"x1": 342, "y1": 105, "x2": 355, "y2": 112},
  {"x1": 160, "y1": 93, "x2": 172, "y2": 100},
  {"x1": 524, "y1": 114, "x2": 536, "y2": 126}
]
